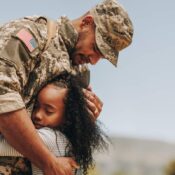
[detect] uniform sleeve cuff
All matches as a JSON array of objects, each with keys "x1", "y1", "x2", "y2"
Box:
[{"x1": 0, "y1": 92, "x2": 25, "y2": 114}]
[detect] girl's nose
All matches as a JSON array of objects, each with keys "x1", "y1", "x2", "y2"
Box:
[{"x1": 32, "y1": 110, "x2": 43, "y2": 121}]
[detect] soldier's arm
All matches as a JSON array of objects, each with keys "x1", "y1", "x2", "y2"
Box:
[
  {"x1": 0, "y1": 109, "x2": 78, "y2": 175},
  {"x1": 0, "y1": 109, "x2": 55, "y2": 169},
  {"x1": 0, "y1": 26, "x2": 77, "y2": 174}
]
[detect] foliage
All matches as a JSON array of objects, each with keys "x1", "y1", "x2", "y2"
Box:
[{"x1": 165, "y1": 160, "x2": 175, "y2": 175}]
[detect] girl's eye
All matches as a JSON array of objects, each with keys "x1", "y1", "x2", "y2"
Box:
[{"x1": 45, "y1": 110, "x2": 54, "y2": 115}]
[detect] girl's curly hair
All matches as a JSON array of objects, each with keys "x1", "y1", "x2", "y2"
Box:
[{"x1": 50, "y1": 73, "x2": 108, "y2": 175}]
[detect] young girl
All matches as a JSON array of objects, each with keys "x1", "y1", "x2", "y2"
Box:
[{"x1": 0, "y1": 74, "x2": 107, "y2": 175}]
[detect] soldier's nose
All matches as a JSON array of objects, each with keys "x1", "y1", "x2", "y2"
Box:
[{"x1": 89, "y1": 56, "x2": 101, "y2": 65}]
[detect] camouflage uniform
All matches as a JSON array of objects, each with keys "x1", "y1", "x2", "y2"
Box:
[
  {"x1": 0, "y1": 157, "x2": 32, "y2": 175},
  {"x1": 0, "y1": 16, "x2": 89, "y2": 175},
  {"x1": 0, "y1": 0, "x2": 134, "y2": 174},
  {"x1": 0, "y1": 0, "x2": 134, "y2": 118},
  {"x1": 0, "y1": 15, "x2": 89, "y2": 115}
]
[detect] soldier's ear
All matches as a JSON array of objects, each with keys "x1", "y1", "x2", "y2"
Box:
[{"x1": 81, "y1": 15, "x2": 94, "y2": 28}]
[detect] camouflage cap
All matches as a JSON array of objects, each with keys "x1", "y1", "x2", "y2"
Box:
[{"x1": 90, "y1": 0, "x2": 134, "y2": 66}]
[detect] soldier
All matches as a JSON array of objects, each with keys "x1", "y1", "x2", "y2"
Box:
[{"x1": 0, "y1": 0, "x2": 133, "y2": 175}]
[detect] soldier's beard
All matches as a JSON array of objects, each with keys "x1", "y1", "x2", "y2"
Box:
[{"x1": 70, "y1": 52, "x2": 88, "y2": 65}]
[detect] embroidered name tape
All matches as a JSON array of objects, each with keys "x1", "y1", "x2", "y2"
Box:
[{"x1": 16, "y1": 29, "x2": 37, "y2": 52}]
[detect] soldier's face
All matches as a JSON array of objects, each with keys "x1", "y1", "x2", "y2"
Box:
[
  {"x1": 71, "y1": 21, "x2": 103, "y2": 65},
  {"x1": 31, "y1": 84, "x2": 67, "y2": 129}
]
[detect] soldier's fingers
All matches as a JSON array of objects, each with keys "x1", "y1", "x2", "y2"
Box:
[
  {"x1": 63, "y1": 163, "x2": 74, "y2": 175},
  {"x1": 87, "y1": 108, "x2": 96, "y2": 121},
  {"x1": 87, "y1": 93, "x2": 98, "y2": 107},
  {"x1": 94, "y1": 99, "x2": 103, "y2": 113},
  {"x1": 93, "y1": 93, "x2": 103, "y2": 107},
  {"x1": 83, "y1": 89, "x2": 103, "y2": 119},
  {"x1": 68, "y1": 159, "x2": 80, "y2": 169},
  {"x1": 83, "y1": 89, "x2": 94, "y2": 101},
  {"x1": 87, "y1": 94, "x2": 103, "y2": 115},
  {"x1": 86, "y1": 99, "x2": 96, "y2": 113},
  {"x1": 86, "y1": 100, "x2": 101, "y2": 120},
  {"x1": 92, "y1": 109, "x2": 100, "y2": 119},
  {"x1": 64, "y1": 166, "x2": 73, "y2": 175},
  {"x1": 87, "y1": 85, "x2": 92, "y2": 91},
  {"x1": 83, "y1": 89, "x2": 103, "y2": 110}
]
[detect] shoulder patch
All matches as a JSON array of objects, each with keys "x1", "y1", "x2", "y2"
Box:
[{"x1": 16, "y1": 29, "x2": 37, "y2": 52}]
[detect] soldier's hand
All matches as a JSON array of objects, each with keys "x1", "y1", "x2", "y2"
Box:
[
  {"x1": 43, "y1": 157, "x2": 79, "y2": 175},
  {"x1": 83, "y1": 86, "x2": 103, "y2": 120}
]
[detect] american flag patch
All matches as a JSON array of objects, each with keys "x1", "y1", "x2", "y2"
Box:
[{"x1": 16, "y1": 29, "x2": 37, "y2": 52}]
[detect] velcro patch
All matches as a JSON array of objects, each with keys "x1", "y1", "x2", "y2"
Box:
[{"x1": 16, "y1": 29, "x2": 37, "y2": 52}]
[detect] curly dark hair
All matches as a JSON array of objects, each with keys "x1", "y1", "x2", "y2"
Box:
[{"x1": 50, "y1": 73, "x2": 108, "y2": 175}]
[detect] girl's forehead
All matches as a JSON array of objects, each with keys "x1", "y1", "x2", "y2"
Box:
[
  {"x1": 43, "y1": 83, "x2": 67, "y2": 92},
  {"x1": 38, "y1": 84, "x2": 67, "y2": 102}
]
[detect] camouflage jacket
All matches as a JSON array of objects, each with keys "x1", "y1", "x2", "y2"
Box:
[{"x1": 0, "y1": 16, "x2": 89, "y2": 115}]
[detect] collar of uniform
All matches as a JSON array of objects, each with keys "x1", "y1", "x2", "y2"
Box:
[{"x1": 58, "y1": 16, "x2": 78, "y2": 53}]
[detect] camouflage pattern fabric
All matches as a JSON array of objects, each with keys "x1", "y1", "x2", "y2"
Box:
[
  {"x1": 90, "y1": 0, "x2": 134, "y2": 66},
  {"x1": 0, "y1": 157, "x2": 32, "y2": 175},
  {"x1": 0, "y1": 16, "x2": 89, "y2": 116}
]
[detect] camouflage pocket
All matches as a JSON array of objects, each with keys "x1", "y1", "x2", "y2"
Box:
[{"x1": 0, "y1": 157, "x2": 32, "y2": 175}]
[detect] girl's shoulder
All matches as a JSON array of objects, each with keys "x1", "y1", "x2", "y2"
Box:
[
  {"x1": 37, "y1": 127, "x2": 70, "y2": 156},
  {"x1": 37, "y1": 127, "x2": 66, "y2": 139}
]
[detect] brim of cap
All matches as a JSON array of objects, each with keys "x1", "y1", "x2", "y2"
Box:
[
  {"x1": 95, "y1": 27, "x2": 118, "y2": 67},
  {"x1": 90, "y1": 8, "x2": 119, "y2": 67}
]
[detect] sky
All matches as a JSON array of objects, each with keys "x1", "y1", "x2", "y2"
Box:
[{"x1": 0, "y1": 0, "x2": 175, "y2": 143}]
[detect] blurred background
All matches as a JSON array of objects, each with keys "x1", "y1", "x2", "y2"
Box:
[{"x1": 1, "y1": 0, "x2": 175, "y2": 174}]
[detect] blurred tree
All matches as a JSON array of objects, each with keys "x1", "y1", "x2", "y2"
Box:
[
  {"x1": 165, "y1": 160, "x2": 175, "y2": 175},
  {"x1": 87, "y1": 167, "x2": 100, "y2": 175},
  {"x1": 112, "y1": 171, "x2": 127, "y2": 175}
]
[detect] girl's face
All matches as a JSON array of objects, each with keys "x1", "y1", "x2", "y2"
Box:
[{"x1": 31, "y1": 84, "x2": 67, "y2": 129}]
